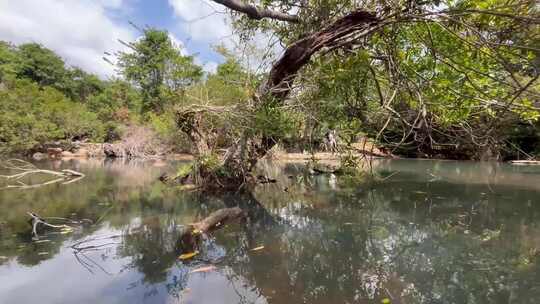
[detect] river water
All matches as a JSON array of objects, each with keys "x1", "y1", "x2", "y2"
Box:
[{"x1": 0, "y1": 158, "x2": 539, "y2": 304}]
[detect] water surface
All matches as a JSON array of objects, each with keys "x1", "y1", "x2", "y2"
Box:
[{"x1": 0, "y1": 158, "x2": 539, "y2": 304}]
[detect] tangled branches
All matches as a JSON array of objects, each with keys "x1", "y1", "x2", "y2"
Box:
[
  {"x1": 0, "y1": 159, "x2": 85, "y2": 189},
  {"x1": 103, "y1": 126, "x2": 165, "y2": 159}
]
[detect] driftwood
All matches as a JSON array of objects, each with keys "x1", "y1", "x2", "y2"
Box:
[
  {"x1": 192, "y1": 207, "x2": 245, "y2": 232},
  {"x1": 0, "y1": 159, "x2": 85, "y2": 189},
  {"x1": 27, "y1": 212, "x2": 86, "y2": 240},
  {"x1": 27, "y1": 212, "x2": 93, "y2": 240},
  {"x1": 510, "y1": 160, "x2": 540, "y2": 165}
]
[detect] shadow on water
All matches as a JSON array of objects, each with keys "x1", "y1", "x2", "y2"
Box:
[{"x1": 0, "y1": 158, "x2": 539, "y2": 303}]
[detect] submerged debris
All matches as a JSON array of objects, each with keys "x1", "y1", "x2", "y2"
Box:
[{"x1": 179, "y1": 251, "x2": 199, "y2": 260}]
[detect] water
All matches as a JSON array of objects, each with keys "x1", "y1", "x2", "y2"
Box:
[{"x1": 0, "y1": 158, "x2": 539, "y2": 304}]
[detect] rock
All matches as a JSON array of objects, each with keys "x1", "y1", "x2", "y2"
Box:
[
  {"x1": 61, "y1": 151, "x2": 74, "y2": 157},
  {"x1": 32, "y1": 152, "x2": 46, "y2": 160},
  {"x1": 46, "y1": 147, "x2": 63, "y2": 158},
  {"x1": 72, "y1": 148, "x2": 89, "y2": 157}
]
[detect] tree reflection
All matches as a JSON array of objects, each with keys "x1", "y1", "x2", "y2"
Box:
[{"x1": 0, "y1": 159, "x2": 539, "y2": 304}]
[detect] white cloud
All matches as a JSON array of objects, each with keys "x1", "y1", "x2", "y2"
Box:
[
  {"x1": 203, "y1": 61, "x2": 218, "y2": 74},
  {"x1": 167, "y1": 0, "x2": 282, "y2": 74},
  {"x1": 0, "y1": 0, "x2": 135, "y2": 78},
  {"x1": 168, "y1": 0, "x2": 233, "y2": 45},
  {"x1": 98, "y1": 0, "x2": 124, "y2": 9},
  {"x1": 168, "y1": 33, "x2": 187, "y2": 55}
]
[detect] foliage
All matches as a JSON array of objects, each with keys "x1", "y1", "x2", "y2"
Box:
[
  {"x1": 148, "y1": 109, "x2": 191, "y2": 151},
  {"x1": 116, "y1": 28, "x2": 203, "y2": 114},
  {"x1": 0, "y1": 41, "x2": 155, "y2": 154},
  {"x1": 0, "y1": 79, "x2": 104, "y2": 153},
  {"x1": 87, "y1": 79, "x2": 142, "y2": 122},
  {"x1": 229, "y1": 0, "x2": 540, "y2": 159},
  {"x1": 0, "y1": 42, "x2": 105, "y2": 102}
]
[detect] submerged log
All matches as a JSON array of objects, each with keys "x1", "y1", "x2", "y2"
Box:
[
  {"x1": 192, "y1": 207, "x2": 246, "y2": 232},
  {"x1": 176, "y1": 207, "x2": 246, "y2": 254}
]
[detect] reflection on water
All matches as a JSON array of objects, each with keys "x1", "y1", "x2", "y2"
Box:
[{"x1": 0, "y1": 158, "x2": 539, "y2": 304}]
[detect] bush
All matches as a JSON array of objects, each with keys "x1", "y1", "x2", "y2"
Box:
[
  {"x1": 0, "y1": 79, "x2": 105, "y2": 153},
  {"x1": 147, "y1": 109, "x2": 191, "y2": 152}
]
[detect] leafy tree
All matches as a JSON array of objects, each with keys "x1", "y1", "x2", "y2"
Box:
[
  {"x1": 15, "y1": 43, "x2": 67, "y2": 88},
  {"x1": 0, "y1": 42, "x2": 18, "y2": 82},
  {"x1": 0, "y1": 79, "x2": 104, "y2": 153},
  {"x1": 62, "y1": 67, "x2": 104, "y2": 103},
  {"x1": 0, "y1": 41, "x2": 105, "y2": 103},
  {"x1": 116, "y1": 28, "x2": 203, "y2": 113},
  {"x1": 87, "y1": 79, "x2": 142, "y2": 122}
]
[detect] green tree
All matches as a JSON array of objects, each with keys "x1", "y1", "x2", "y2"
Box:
[
  {"x1": 15, "y1": 43, "x2": 67, "y2": 88},
  {"x1": 0, "y1": 79, "x2": 104, "y2": 153},
  {"x1": 62, "y1": 67, "x2": 104, "y2": 103},
  {"x1": 116, "y1": 28, "x2": 203, "y2": 114},
  {"x1": 0, "y1": 42, "x2": 18, "y2": 82}
]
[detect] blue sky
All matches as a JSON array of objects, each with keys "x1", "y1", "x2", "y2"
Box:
[
  {"x1": 108, "y1": 0, "x2": 228, "y2": 71},
  {"x1": 0, "y1": 0, "x2": 240, "y2": 78}
]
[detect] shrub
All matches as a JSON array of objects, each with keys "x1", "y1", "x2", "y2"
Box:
[{"x1": 0, "y1": 79, "x2": 104, "y2": 153}]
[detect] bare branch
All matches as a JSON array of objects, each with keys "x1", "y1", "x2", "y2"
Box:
[
  {"x1": 0, "y1": 159, "x2": 85, "y2": 189},
  {"x1": 210, "y1": 0, "x2": 299, "y2": 23}
]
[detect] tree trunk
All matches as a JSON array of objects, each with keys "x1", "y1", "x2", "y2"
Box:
[
  {"x1": 177, "y1": 9, "x2": 381, "y2": 189},
  {"x1": 176, "y1": 108, "x2": 212, "y2": 156},
  {"x1": 224, "y1": 10, "x2": 380, "y2": 174}
]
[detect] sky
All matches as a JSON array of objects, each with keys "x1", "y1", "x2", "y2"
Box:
[{"x1": 0, "y1": 0, "x2": 250, "y2": 78}]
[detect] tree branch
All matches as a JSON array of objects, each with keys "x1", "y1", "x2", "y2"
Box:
[{"x1": 210, "y1": 0, "x2": 299, "y2": 23}]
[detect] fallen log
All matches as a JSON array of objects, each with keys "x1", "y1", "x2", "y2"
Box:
[
  {"x1": 192, "y1": 207, "x2": 245, "y2": 232},
  {"x1": 510, "y1": 160, "x2": 540, "y2": 165},
  {"x1": 176, "y1": 207, "x2": 246, "y2": 255}
]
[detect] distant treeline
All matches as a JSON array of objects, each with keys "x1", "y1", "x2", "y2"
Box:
[{"x1": 0, "y1": 28, "x2": 254, "y2": 155}]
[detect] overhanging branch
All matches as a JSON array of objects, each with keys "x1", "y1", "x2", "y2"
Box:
[{"x1": 210, "y1": 0, "x2": 299, "y2": 23}]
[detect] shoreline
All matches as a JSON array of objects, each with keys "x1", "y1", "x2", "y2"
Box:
[{"x1": 31, "y1": 151, "x2": 540, "y2": 165}]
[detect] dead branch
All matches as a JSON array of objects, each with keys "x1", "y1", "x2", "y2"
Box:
[
  {"x1": 103, "y1": 126, "x2": 164, "y2": 159},
  {"x1": 0, "y1": 159, "x2": 85, "y2": 189},
  {"x1": 191, "y1": 207, "x2": 246, "y2": 233},
  {"x1": 27, "y1": 212, "x2": 72, "y2": 240}
]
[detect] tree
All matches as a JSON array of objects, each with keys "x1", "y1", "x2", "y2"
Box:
[
  {"x1": 116, "y1": 28, "x2": 203, "y2": 114},
  {"x1": 0, "y1": 42, "x2": 105, "y2": 103},
  {"x1": 0, "y1": 42, "x2": 18, "y2": 82},
  {"x1": 15, "y1": 43, "x2": 68, "y2": 88},
  {"x1": 173, "y1": 0, "x2": 539, "y2": 189},
  {"x1": 62, "y1": 67, "x2": 104, "y2": 103},
  {"x1": 0, "y1": 79, "x2": 104, "y2": 153}
]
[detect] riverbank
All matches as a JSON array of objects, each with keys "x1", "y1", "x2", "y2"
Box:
[{"x1": 23, "y1": 140, "x2": 539, "y2": 164}]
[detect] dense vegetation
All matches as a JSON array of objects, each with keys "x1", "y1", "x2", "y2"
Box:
[
  {"x1": 210, "y1": 0, "x2": 540, "y2": 161},
  {"x1": 0, "y1": 30, "x2": 252, "y2": 155},
  {"x1": 1, "y1": 0, "x2": 539, "y2": 163}
]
